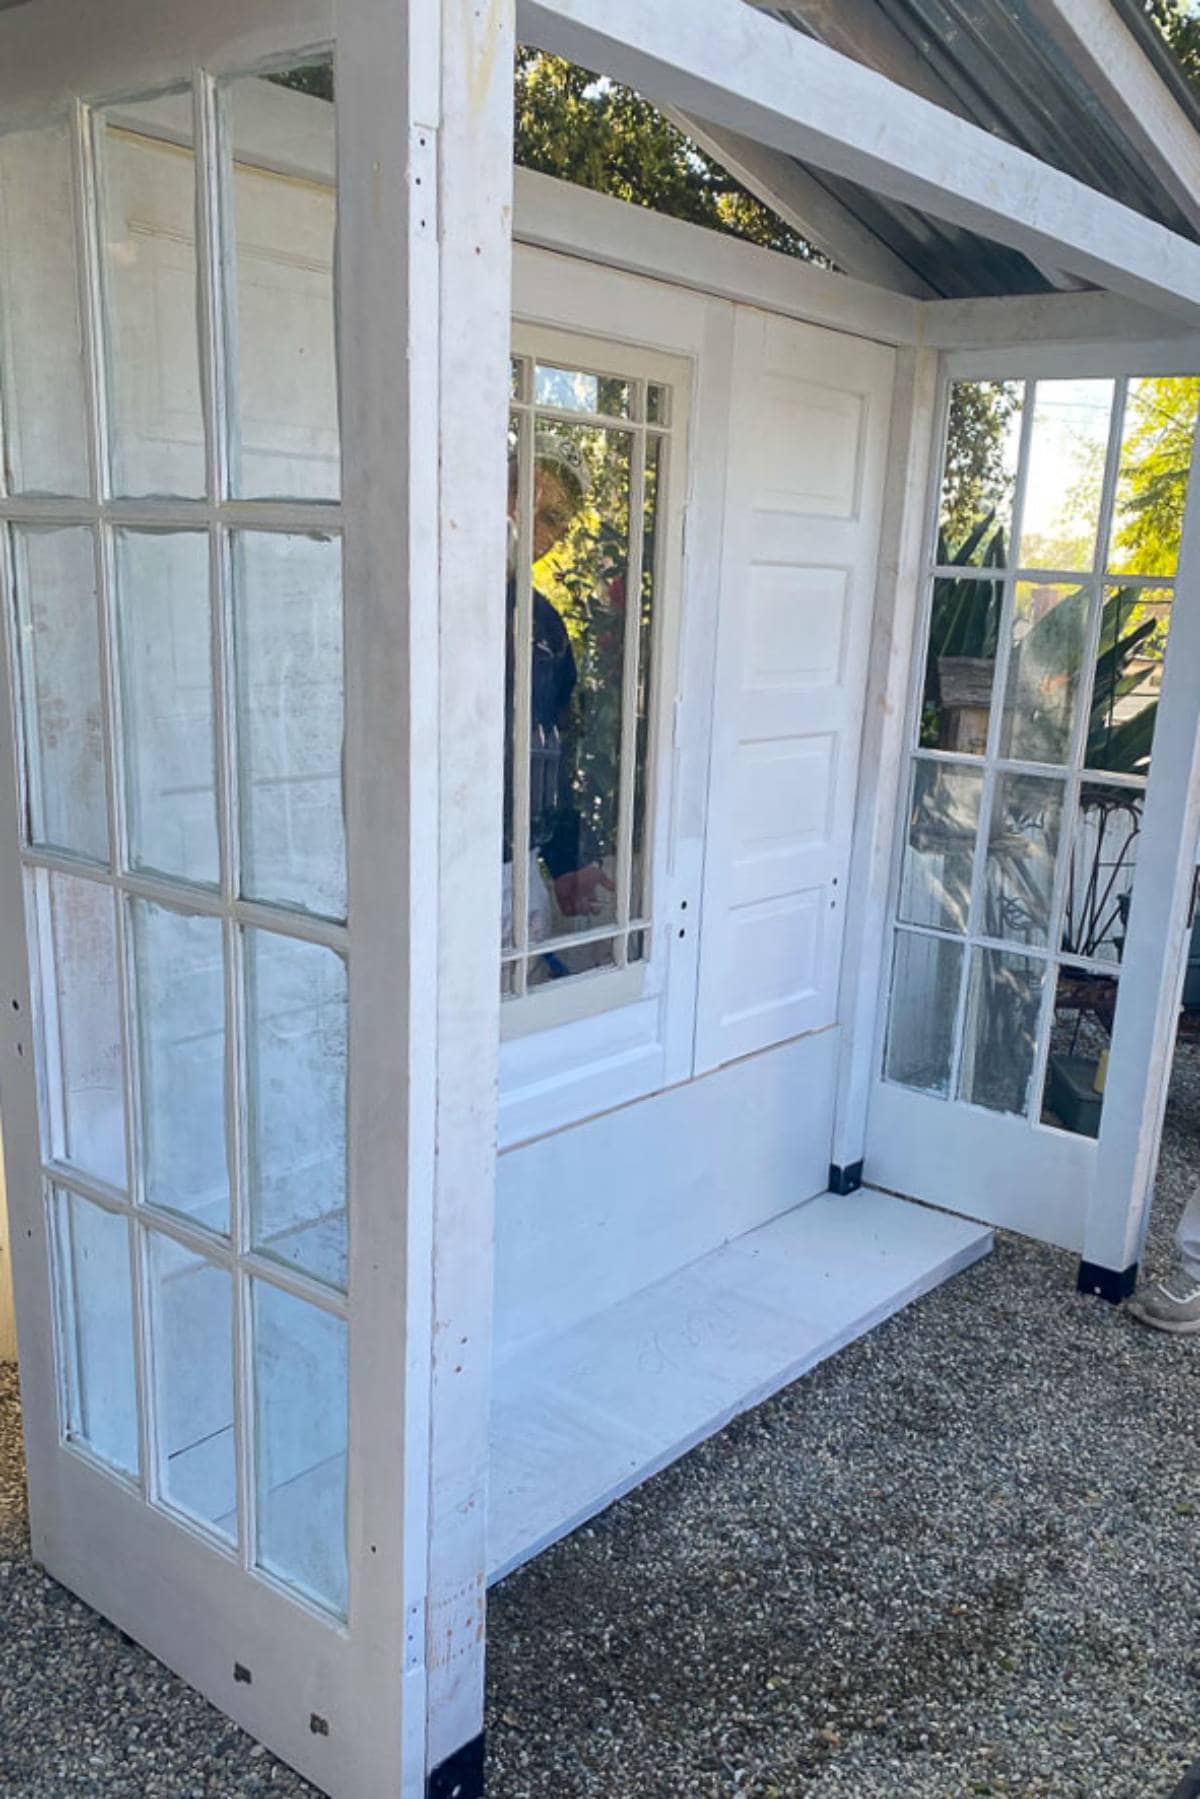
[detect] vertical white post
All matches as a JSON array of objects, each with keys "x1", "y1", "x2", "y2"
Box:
[
  {"x1": 427, "y1": 0, "x2": 513, "y2": 1781},
  {"x1": 1082, "y1": 449, "x2": 1200, "y2": 1290},
  {"x1": 339, "y1": 0, "x2": 513, "y2": 1787},
  {"x1": 833, "y1": 346, "x2": 939, "y2": 1176}
]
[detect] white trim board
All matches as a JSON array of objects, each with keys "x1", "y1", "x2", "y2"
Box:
[
  {"x1": 517, "y1": 0, "x2": 1200, "y2": 322},
  {"x1": 513, "y1": 167, "x2": 921, "y2": 348},
  {"x1": 487, "y1": 1188, "x2": 992, "y2": 1583}
]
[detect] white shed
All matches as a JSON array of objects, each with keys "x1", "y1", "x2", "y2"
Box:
[{"x1": 1, "y1": 0, "x2": 1199, "y2": 1793}]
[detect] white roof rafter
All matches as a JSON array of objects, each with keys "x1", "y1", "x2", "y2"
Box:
[{"x1": 516, "y1": 0, "x2": 1200, "y2": 322}]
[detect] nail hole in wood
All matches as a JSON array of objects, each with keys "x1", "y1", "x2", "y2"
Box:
[
  {"x1": 310, "y1": 1713, "x2": 330, "y2": 1737},
  {"x1": 233, "y1": 1662, "x2": 252, "y2": 1685}
]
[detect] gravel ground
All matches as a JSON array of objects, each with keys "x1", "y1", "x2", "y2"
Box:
[{"x1": 2, "y1": 1048, "x2": 1199, "y2": 1797}]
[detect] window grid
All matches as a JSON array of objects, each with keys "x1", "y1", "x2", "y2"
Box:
[
  {"x1": 887, "y1": 372, "x2": 1166, "y2": 1125},
  {"x1": 0, "y1": 73, "x2": 348, "y2": 1612},
  {"x1": 505, "y1": 358, "x2": 669, "y2": 995}
]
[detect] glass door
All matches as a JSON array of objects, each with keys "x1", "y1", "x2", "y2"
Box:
[
  {"x1": 0, "y1": 48, "x2": 426, "y2": 1795},
  {"x1": 869, "y1": 371, "x2": 1200, "y2": 1246}
]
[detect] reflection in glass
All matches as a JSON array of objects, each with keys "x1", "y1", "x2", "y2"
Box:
[
  {"x1": 0, "y1": 123, "x2": 90, "y2": 496},
  {"x1": 509, "y1": 419, "x2": 632, "y2": 946},
  {"x1": 234, "y1": 531, "x2": 346, "y2": 920},
  {"x1": 631, "y1": 433, "x2": 661, "y2": 920},
  {"x1": 12, "y1": 525, "x2": 107, "y2": 862},
  {"x1": 1000, "y1": 581, "x2": 1090, "y2": 765},
  {"x1": 41, "y1": 873, "x2": 126, "y2": 1190},
  {"x1": 898, "y1": 762, "x2": 982, "y2": 934},
  {"x1": 1017, "y1": 378, "x2": 1113, "y2": 572},
  {"x1": 1060, "y1": 784, "x2": 1141, "y2": 966},
  {"x1": 98, "y1": 93, "x2": 206, "y2": 498},
  {"x1": 958, "y1": 947, "x2": 1044, "y2": 1116},
  {"x1": 1109, "y1": 377, "x2": 1200, "y2": 578},
  {"x1": 52, "y1": 1189, "x2": 138, "y2": 1476},
  {"x1": 919, "y1": 576, "x2": 1001, "y2": 755},
  {"x1": 1042, "y1": 966, "x2": 1118, "y2": 1138},
  {"x1": 225, "y1": 61, "x2": 338, "y2": 500},
  {"x1": 148, "y1": 1232, "x2": 236, "y2": 1541},
  {"x1": 938, "y1": 380, "x2": 1023, "y2": 567},
  {"x1": 983, "y1": 774, "x2": 1063, "y2": 948},
  {"x1": 132, "y1": 901, "x2": 228, "y2": 1234},
  {"x1": 246, "y1": 931, "x2": 347, "y2": 1290},
  {"x1": 1085, "y1": 586, "x2": 1170, "y2": 776},
  {"x1": 534, "y1": 364, "x2": 630, "y2": 417},
  {"x1": 116, "y1": 530, "x2": 219, "y2": 885},
  {"x1": 254, "y1": 1283, "x2": 347, "y2": 1616},
  {"x1": 883, "y1": 930, "x2": 963, "y2": 1097}
]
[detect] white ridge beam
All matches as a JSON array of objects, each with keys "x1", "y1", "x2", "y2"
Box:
[
  {"x1": 1025, "y1": 0, "x2": 1200, "y2": 239},
  {"x1": 516, "y1": 0, "x2": 1200, "y2": 321},
  {"x1": 660, "y1": 105, "x2": 936, "y2": 297}
]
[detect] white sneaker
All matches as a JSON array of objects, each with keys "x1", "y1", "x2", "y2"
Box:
[{"x1": 1126, "y1": 1274, "x2": 1200, "y2": 1335}]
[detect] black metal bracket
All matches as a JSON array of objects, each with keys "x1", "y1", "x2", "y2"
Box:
[
  {"x1": 427, "y1": 1732, "x2": 485, "y2": 1799},
  {"x1": 828, "y1": 1159, "x2": 864, "y2": 1196},
  {"x1": 1077, "y1": 1258, "x2": 1138, "y2": 1304}
]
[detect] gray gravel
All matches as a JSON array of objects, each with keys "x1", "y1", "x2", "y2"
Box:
[{"x1": 3, "y1": 1048, "x2": 1200, "y2": 1797}]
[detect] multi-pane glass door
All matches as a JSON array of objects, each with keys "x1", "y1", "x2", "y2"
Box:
[
  {"x1": 883, "y1": 373, "x2": 1200, "y2": 1141},
  {"x1": 1, "y1": 58, "x2": 350, "y2": 1618}
]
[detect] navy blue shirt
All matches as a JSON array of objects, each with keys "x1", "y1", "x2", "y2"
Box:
[{"x1": 505, "y1": 583, "x2": 584, "y2": 880}]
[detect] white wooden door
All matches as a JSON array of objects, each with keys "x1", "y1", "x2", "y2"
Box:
[
  {"x1": 696, "y1": 308, "x2": 895, "y2": 1071},
  {"x1": 0, "y1": 3, "x2": 509, "y2": 1792}
]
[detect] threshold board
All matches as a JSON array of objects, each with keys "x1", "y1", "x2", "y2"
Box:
[{"x1": 488, "y1": 1188, "x2": 991, "y2": 1583}]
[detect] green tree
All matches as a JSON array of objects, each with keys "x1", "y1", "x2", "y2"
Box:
[{"x1": 513, "y1": 49, "x2": 824, "y2": 261}]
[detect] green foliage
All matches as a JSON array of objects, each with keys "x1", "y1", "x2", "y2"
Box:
[
  {"x1": 940, "y1": 383, "x2": 1022, "y2": 548},
  {"x1": 1110, "y1": 377, "x2": 1200, "y2": 576},
  {"x1": 513, "y1": 49, "x2": 824, "y2": 261}
]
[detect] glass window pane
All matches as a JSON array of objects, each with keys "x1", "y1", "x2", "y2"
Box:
[
  {"x1": 148, "y1": 1231, "x2": 236, "y2": 1541},
  {"x1": 235, "y1": 531, "x2": 345, "y2": 919},
  {"x1": 1061, "y1": 783, "x2": 1141, "y2": 966},
  {"x1": 1108, "y1": 377, "x2": 1200, "y2": 579},
  {"x1": 982, "y1": 774, "x2": 1064, "y2": 949},
  {"x1": 938, "y1": 380, "x2": 1023, "y2": 568},
  {"x1": 632, "y1": 432, "x2": 661, "y2": 921},
  {"x1": 1085, "y1": 585, "x2": 1170, "y2": 777},
  {"x1": 115, "y1": 530, "x2": 218, "y2": 885},
  {"x1": 1042, "y1": 966, "x2": 1117, "y2": 1137},
  {"x1": 883, "y1": 930, "x2": 964, "y2": 1098},
  {"x1": 246, "y1": 931, "x2": 347, "y2": 1291},
  {"x1": 254, "y1": 1283, "x2": 347, "y2": 1617},
  {"x1": 132, "y1": 900, "x2": 228, "y2": 1234},
  {"x1": 98, "y1": 94, "x2": 205, "y2": 498},
  {"x1": 898, "y1": 762, "x2": 982, "y2": 935},
  {"x1": 11, "y1": 525, "x2": 107, "y2": 861},
  {"x1": 920, "y1": 576, "x2": 1001, "y2": 755},
  {"x1": 999, "y1": 581, "x2": 1091, "y2": 766},
  {"x1": 52, "y1": 1188, "x2": 138, "y2": 1476},
  {"x1": 11, "y1": 525, "x2": 106, "y2": 859},
  {"x1": 646, "y1": 384, "x2": 669, "y2": 426},
  {"x1": 958, "y1": 946, "x2": 1045, "y2": 1116},
  {"x1": 224, "y1": 62, "x2": 339, "y2": 500},
  {"x1": 1017, "y1": 378, "x2": 1113, "y2": 573},
  {"x1": 40, "y1": 872, "x2": 126, "y2": 1189},
  {"x1": 534, "y1": 364, "x2": 630, "y2": 417},
  {"x1": 0, "y1": 123, "x2": 90, "y2": 496},
  {"x1": 524, "y1": 419, "x2": 629, "y2": 937}
]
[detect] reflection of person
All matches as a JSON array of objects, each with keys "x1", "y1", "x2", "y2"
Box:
[
  {"x1": 503, "y1": 433, "x2": 615, "y2": 945},
  {"x1": 1127, "y1": 1184, "x2": 1200, "y2": 1333}
]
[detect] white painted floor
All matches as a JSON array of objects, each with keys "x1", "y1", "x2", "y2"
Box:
[{"x1": 488, "y1": 1188, "x2": 992, "y2": 1583}]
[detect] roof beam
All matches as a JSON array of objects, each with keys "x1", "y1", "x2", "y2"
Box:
[
  {"x1": 658, "y1": 106, "x2": 936, "y2": 297},
  {"x1": 1024, "y1": 0, "x2": 1200, "y2": 240},
  {"x1": 516, "y1": 0, "x2": 1200, "y2": 322}
]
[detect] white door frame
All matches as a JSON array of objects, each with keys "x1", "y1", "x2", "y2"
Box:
[{"x1": 0, "y1": 1, "x2": 513, "y2": 1793}]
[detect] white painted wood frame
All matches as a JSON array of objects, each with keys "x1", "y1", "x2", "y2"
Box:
[
  {"x1": 516, "y1": 0, "x2": 1200, "y2": 321},
  {"x1": 0, "y1": 0, "x2": 510, "y2": 1791}
]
